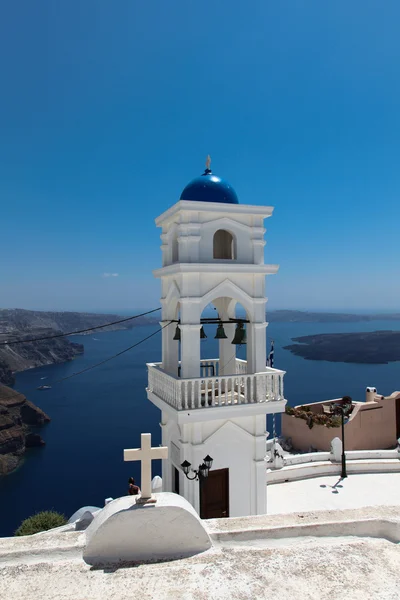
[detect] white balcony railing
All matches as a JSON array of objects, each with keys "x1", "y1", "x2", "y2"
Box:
[{"x1": 147, "y1": 358, "x2": 285, "y2": 411}]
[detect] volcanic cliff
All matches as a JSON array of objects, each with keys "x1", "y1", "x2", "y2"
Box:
[
  {"x1": 0, "y1": 385, "x2": 50, "y2": 475},
  {"x1": 0, "y1": 308, "x2": 151, "y2": 385}
]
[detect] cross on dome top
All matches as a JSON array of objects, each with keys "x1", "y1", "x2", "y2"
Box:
[
  {"x1": 205, "y1": 154, "x2": 211, "y2": 170},
  {"x1": 124, "y1": 433, "x2": 168, "y2": 501}
]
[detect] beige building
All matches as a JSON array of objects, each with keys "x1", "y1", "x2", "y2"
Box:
[{"x1": 281, "y1": 387, "x2": 400, "y2": 452}]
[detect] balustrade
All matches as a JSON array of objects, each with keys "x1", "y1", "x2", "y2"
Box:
[
  {"x1": 235, "y1": 358, "x2": 248, "y2": 375},
  {"x1": 147, "y1": 359, "x2": 285, "y2": 411}
]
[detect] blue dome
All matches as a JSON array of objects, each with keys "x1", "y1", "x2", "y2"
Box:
[{"x1": 180, "y1": 170, "x2": 239, "y2": 204}]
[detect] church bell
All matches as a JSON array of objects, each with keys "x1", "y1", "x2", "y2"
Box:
[
  {"x1": 173, "y1": 325, "x2": 181, "y2": 341},
  {"x1": 214, "y1": 322, "x2": 228, "y2": 340},
  {"x1": 200, "y1": 326, "x2": 207, "y2": 339},
  {"x1": 231, "y1": 322, "x2": 246, "y2": 345}
]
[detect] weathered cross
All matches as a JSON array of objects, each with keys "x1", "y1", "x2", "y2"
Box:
[{"x1": 124, "y1": 433, "x2": 168, "y2": 501}]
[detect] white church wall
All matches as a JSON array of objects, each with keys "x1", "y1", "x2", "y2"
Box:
[
  {"x1": 176, "y1": 416, "x2": 267, "y2": 517},
  {"x1": 159, "y1": 273, "x2": 269, "y2": 316},
  {"x1": 160, "y1": 270, "x2": 267, "y2": 301},
  {"x1": 190, "y1": 422, "x2": 264, "y2": 517},
  {"x1": 158, "y1": 205, "x2": 270, "y2": 268},
  {"x1": 165, "y1": 274, "x2": 267, "y2": 321},
  {"x1": 83, "y1": 493, "x2": 212, "y2": 566},
  {"x1": 195, "y1": 273, "x2": 266, "y2": 308},
  {"x1": 198, "y1": 220, "x2": 254, "y2": 263},
  {"x1": 199, "y1": 415, "x2": 265, "y2": 440},
  {"x1": 160, "y1": 413, "x2": 268, "y2": 516}
]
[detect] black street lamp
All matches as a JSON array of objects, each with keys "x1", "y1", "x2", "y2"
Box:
[
  {"x1": 181, "y1": 455, "x2": 214, "y2": 481},
  {"x1": 330, "y1": 397, "x2": 353, "y2": 479}
]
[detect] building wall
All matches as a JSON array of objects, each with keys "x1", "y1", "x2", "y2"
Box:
[
  {"x1": 282, "y1": 396, "x2": 398, "y2": 452},
  {"x1": 159, "y1": 207, "x2": 267, "y2": 267},
  {"x1": 161, "y1": 412, "x2": 267, "y2": 517},
  {"x1": 154, "y1": 200, "x2": 278, "y2": 518}
]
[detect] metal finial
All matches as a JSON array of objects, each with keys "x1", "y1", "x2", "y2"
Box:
[{"x1": 205, "y1": 155, "x2": 211, "y2": 170}]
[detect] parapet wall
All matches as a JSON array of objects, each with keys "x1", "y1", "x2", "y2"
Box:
[
  {"x1": 267, "y1": 447, "x2": 400, "y2": 484},
  {"x1": 282, "y1": 394, "x2": 399, "y2": 452}
]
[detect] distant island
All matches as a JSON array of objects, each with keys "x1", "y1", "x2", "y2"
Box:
[
  {"x1": 1, "y1": 308, "x2": 399, "y2": 381},
  {"x1": 284, "y1": 331, "x2": 400, "y2": 364},
  {"x1": 0, "y1": 308, "x2": 158, "y2": 386},
  {"x1": 268, "y1": 310, "x2": 400, "y2": 323}
]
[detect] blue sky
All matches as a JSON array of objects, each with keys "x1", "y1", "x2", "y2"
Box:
[{"x1": 1, "y1": 1, "x2": 399, "y2": 312}]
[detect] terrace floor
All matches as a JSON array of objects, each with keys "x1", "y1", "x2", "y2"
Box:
[{"x1": 267, "y1": 472, "x2": 400, "y2": 514}]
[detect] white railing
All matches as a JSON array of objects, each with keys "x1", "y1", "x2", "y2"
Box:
[
  {"x1": 200, "y1": 358, "x2": 246, "y2": 376},
  {"x1": 235, "y1": 358, "x2": 248, "y2": 375},
  {"x1": 200, "y1": 359, "x2": 219, "y2": 377},
  {"x1": 147, "y1": 359, "x2": 285, "y2": 411}
]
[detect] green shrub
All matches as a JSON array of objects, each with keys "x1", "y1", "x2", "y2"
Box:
[
  {"x1": 327, "y1": 416, "x2": 342, "y2": 428},
  {"x1": 297, "y1": 410, "x2": 311, "y2": 421},
  {"x1": 314, "y1": 414, "x2": 330, "y2": 426},
  {"x1": 15, "y1": 511, "x2": 67, "y2": 536},
  {"x1": 287, "y1": 405, "x2": 343, "y2": 428}
]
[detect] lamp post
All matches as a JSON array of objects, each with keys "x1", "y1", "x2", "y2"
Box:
[
  {"x1": 331, "y1": 397, "x2": 352, "y2": 479},
  {"x1": 181, "y1": 455, "x2": 214, "y2": 481}
]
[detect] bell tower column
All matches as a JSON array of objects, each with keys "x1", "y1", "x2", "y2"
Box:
[
  {"x1": 180, "y1": 324, "x2": 201, "y2": 378},
  {"x1": 219, "y1": 323, "x2": 236, "y2": 375},
  {"x1": 247, "y1": 322, "x2": 267, "y2": 374},
  {"x1": 213, "y1": 297, "x2": 236, "y2": 376},
  {"x1": 161, "y1": 320, "x2": 179, "y2": 376}
]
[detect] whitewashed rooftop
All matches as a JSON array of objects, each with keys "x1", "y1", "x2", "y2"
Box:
[{"x1": 1, "y1": 505, "x2": 400, "y2": 599}]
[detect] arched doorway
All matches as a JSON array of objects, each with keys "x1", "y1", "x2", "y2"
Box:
[{"x1": 213, "y1": 230, "x2": 236, "y2": 260}]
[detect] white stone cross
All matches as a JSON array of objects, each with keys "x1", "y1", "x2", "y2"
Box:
[{"x1": 124, "y1": 433, "x2": 168, "y2": 500}]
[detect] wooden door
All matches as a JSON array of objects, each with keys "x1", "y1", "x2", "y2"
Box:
[
  {"x1": 200, "y1": 468, "x2": 229, "y2": 519},
  {"x1": 396, "y1": 398, "x2": 400, "y2": 438}
]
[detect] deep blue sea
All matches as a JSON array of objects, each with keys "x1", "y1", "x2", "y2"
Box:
[{"x1": 1, "y1": 319, "x2": 400, "y2": 537}]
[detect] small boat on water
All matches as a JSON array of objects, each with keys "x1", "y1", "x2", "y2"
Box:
[
  {"x1": 40, "y1": 377, "x2": 48, "y2": 380},
  {"x1": 37, "y1": 385, "x2": 52, "y2": 390}
]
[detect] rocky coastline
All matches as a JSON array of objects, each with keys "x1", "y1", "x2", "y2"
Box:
[
  {"x1": 0, "y1": 308, "x2": 155, "y2": 475},
  {"x1": 0, "y1": 385, "x2": 50, "y2": 475},
  {"x1": 0, "y1": 308, "x2": 156, "y2": 386},
  {"x1": 0, "y1": 334, "x2": 84, "y2": 387}
]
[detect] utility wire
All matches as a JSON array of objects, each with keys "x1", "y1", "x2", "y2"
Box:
[
  {"x1": 0, "y1": 321, "x2": 172, "y2": 401},
  {"x1": 50, "y1": 321, "x2": 172, "y2": 385},
  {"x1": 0, "y1": 308, "x2": 161, "y2": 346},
  {"x1": 0, "y1": 321, "x2": 281, "y2": 400}
]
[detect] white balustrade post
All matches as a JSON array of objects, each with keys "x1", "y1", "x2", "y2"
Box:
[{"x1": 271, "y1": 373, "x2": 277, "y2": 400}]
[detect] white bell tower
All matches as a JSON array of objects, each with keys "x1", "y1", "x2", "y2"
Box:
[{"x1": 146, "y1": 159, "x2": 287, "y2": 518}]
